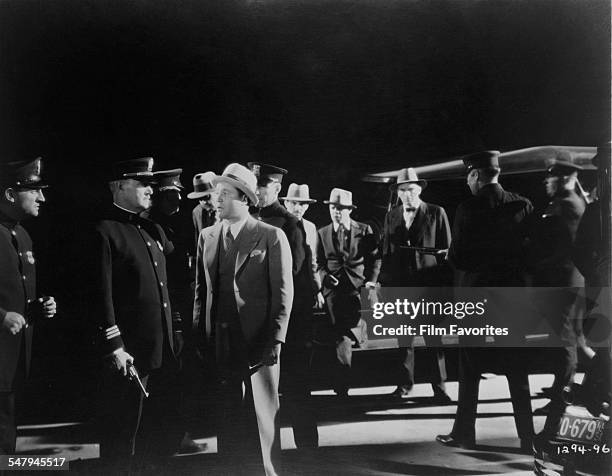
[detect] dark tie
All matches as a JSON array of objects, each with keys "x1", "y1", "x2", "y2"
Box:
[
  {"x1": 404, "y1": 207, "x2": 416, "y2": 212},
  {"x1": 337, "y1": 224, "x2": 346, "y2": 252},
  {"x1": 224, "y1": 228, "x2": 235, "y2": 251}
]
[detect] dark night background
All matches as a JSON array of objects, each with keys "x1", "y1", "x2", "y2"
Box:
[{"x1": 0, "y1": 0, "x2": 610, "y2": 417}]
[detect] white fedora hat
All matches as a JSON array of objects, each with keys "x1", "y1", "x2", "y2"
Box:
[
  {"x1": 187, "y1": 171, "x2": 217, "y2": 199},
  {"x1": 212, "y1": 163, "x2": 258, "y2": 206},
  {"x1": 280, "y1": 183, "x2": 317, "y2": 203},
  {"x1": 324, "y1": 188, "x2": 356, "y2": 209},
  {"x1": 394, "y1": 167, "x2": 427, "y2": 189}
]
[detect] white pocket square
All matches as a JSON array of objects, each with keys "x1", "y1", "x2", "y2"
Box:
[{"x1": 250, "y1": 250, "x2": 264, "y2": 257}]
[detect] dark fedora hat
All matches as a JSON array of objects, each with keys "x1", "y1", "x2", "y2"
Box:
[{"x1": 187, "y1": 172, "x2": 217, "y2": 199}]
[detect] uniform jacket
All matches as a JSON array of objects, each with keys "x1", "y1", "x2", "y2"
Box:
[
  {"x1": 530, "y1": 189, "x2": 586, "y2": 287},
  {"x1": 317, "y1": 219, "x2": 381, "y2": 295},
  {"x1": 256, "y1": 200, "x2": 314, "y2": 346},
  {"x1": 0, "y1": 212, "x2": 37, "y2": 391},
  {"x1": 90, "y1": 205, "x2": 175, "y2": 372},
  {"x1": 574, "y1": 201, "x2": 610, "y2": 287},
  {"x1": 449, "y1": 183, "x2": 533, "y2": 286},
  {"x1": 193, "y1": 215, "x2": 293, "y2": 361},
  {"x1": 379, "y1": 201, "x2": 451, "y2": 286}
]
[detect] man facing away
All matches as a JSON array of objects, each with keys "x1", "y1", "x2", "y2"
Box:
[
  {"x1": 437, "y1": 150, "x2": 534, "y2": 451},
  {"x1": 193, "y1": 163, "x2": 293, "y2": 476},
  {"x1": 0, "y1": 158, "x2": 56, "y2": 454},
  {"x1": 379, "y1": 167, "x2": 452, "y2": 403}
]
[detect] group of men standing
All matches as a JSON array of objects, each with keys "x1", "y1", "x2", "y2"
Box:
[{"x1": 0, "y1": 144, "x2": 607, "y2": 474}]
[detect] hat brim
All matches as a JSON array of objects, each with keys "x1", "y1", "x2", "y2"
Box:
[
  {"x1": 213, "y1": 175, "x2": 258, "y2": 206},
  {"x1": 187, "y1": 191, "x2": 213, "y2": 200},
  {"x1": 13, "y1": 182, "x2": 49, "y2": 189},
  {"x1": 119, "y1": 172, "x2": 158, "y2": 182},
  {"x1": 392, "y1": 179, "x2": 427, "y2": 190},
  {"x1": 323, "y1": 200, "x2": 356, "y2": 209},
  {"x1": 280, "y1": 196, "x2": 317, "y2": 203}
]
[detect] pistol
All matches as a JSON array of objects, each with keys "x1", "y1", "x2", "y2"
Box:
[{"x1": 127, "y1": 362, "x2": 150, "y2": 398}]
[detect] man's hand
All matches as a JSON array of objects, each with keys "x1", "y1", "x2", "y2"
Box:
[
  {"x1": 111, "y1": 348, "x2": 134, "y2": 376},
  {"x1": 2, "y1": 312, "x2": 26, "y2": 335},
  {"x1": 261, "y1": 342, "x2": 281, "y2": 366},
  {"x1": 39, "y1": 296, "x2": 57, "y2": 318},
  {"x1": 315, "y1": 292, "x2": 325, "y2": 309}
]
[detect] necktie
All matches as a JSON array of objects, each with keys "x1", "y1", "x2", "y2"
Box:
[
  {"x1": 337, "y1": 224, "x2": 346, "y2": 252},
  {"x1": 224, "y1": 228, "x2": 235, "y2": 251}
]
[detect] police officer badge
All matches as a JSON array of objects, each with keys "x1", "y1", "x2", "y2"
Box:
[{"x1": 26, "y1": 250, "x2": 35, "y2": 264}]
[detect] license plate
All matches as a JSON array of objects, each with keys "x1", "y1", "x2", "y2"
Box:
[{"x1": 557, "y1": 414, "x2": 606, "y2": 444}]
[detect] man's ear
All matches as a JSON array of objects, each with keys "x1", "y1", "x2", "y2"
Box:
[{"x1": 3, "y1": 187, "x2": 16, "y2": 203}]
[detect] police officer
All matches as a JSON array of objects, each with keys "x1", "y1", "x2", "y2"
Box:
[
  {"x1": 89, "y1": 157, "x2": 180, "y2": 466},
  {"x1": 437, "y1": 151, "x2": 534, "y2": 451},
  {"x1": 0, "y1": 158, "x2": 57, "y2": 454},
  {"x1": 529, "y1": 160, "x2": 586, "y2": 439},
  {"x1": 248, "y1": 162, "x2": 319, "y2": 448}
]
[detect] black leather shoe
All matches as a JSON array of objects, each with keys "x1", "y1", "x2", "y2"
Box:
[
  {"x1": 431, "y1": 391, "x2": 453, "y2": 405},
  {"x1": 391, "y1": 385, "x2": 413, "y2": 398},
  {"x1": 533, "y1": 402, "x2": 551, "y2": 416},
  {"x1": 436, "y1": 434, "x2": 475, "y2": 449}
]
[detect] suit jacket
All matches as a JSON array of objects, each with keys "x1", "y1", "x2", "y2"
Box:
[
  {"x1": 90, "y1": 205, "x2": 175, "y2": 372},
  {"x1": 302, "y1": 218, "x2": 321, "y2": 291},
  {"x1": 193, "y1": 216, "x2": 293, "y2": 361},
  {"x1": 0, "y1": 212, "x2": 37, "y2": 391},
  {"x1": 379, "y1": 202, "x2": 451, "y2": 286},
  {"x1": 317, "y1": 219, "x2": 381, "y2": 296},
  {"x1": 449, "y1": 183, "x2": 533, "y2": 286}
]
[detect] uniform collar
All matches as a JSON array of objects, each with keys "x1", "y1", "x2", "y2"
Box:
[
  {"x1": 258, "y1": 200, "x2": 283, "y2": 218},
  {"x1": 0, "y1": 209, "x2": 19, "y2": 227}
]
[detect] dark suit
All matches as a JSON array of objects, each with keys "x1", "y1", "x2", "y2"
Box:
[
  {"x1": 90, "y1": 205, "x2": 179, "y2": 460},
  {"x1": 380, "y1": 202, "x2": 451, "y2": 394},
  {"x1": 529, "y1": 189, "x2": 586, "y2": 437},
  {"x1": 317, "y1": 219, "x2": 380, "y2": 392},
  {"x1": 192, "y1": 202, "x2": 217, "y2": 248},
  {"x1": 0, "y1": 212, "x2": 38, "y2": 454},
  {"x1": 256, "y1": 200, "x2": 318, "y2": 447},
  {"x1": 448, "y1": 183, "x2": 534, "y2": 444},
  {"x1": 194, "y1": 216, "x2": 293, "y2": 476}
]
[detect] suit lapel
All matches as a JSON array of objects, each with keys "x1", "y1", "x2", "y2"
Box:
[
  {"x1": 235, "y1": 216, "x2": 262, "y2": 277},
  {"x1": 205, "y1": 223, "x2": 222, "y2": 290},
  {"x1": 321, "y1": 224, "x2": 334, "y2": 254}
]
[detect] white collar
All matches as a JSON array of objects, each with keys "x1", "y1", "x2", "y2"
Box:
[
  {"x1": 113, "y1": 202, "x2": 140, "y2": 215},
  {"x1": 332, "y1": 220, "x2": 351, "y2": 232},
  {"x1": 222, "y1": 217, "x2": 247, "y2": 239}
]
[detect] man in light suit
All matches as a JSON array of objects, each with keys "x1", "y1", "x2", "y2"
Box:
[
  {"x1": 193, "y1": 163, "x2": 293, "y2": 476},
  {"x1": 379, "y1": 168, "x2": 452, "y2": 403},
  {"x1": 317, "y1": 188, "x2": 381, "y2": 396}
]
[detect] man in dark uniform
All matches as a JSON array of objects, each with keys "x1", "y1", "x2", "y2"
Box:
[
  {"x1": 144, "y1": 169, "x2": 207, "y2": 454},
  {"x1": 188, "y1": 171, "x2": 218, "y2": 248},
  {"x1": 0, "y1": 158, "x2": 57, "y2": 454},
  {"x1": 317, "y1": 188, "x2": 381, "y2": 397},
  {"x1": 437, "y1": 151, "x2": 534, "y2": 450},
  {"x1": 529, "y1": 160, "x2": 586, "y2": 439},
  {"x1": 89, "y1": 157, "x2": 180, "y2": 466},
  {"x1": 248, "y1": 162, "x2": 319, "y2": 448},
  {"x1": 379, "y1": 167, "x2": 452, "y2": 403}
]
